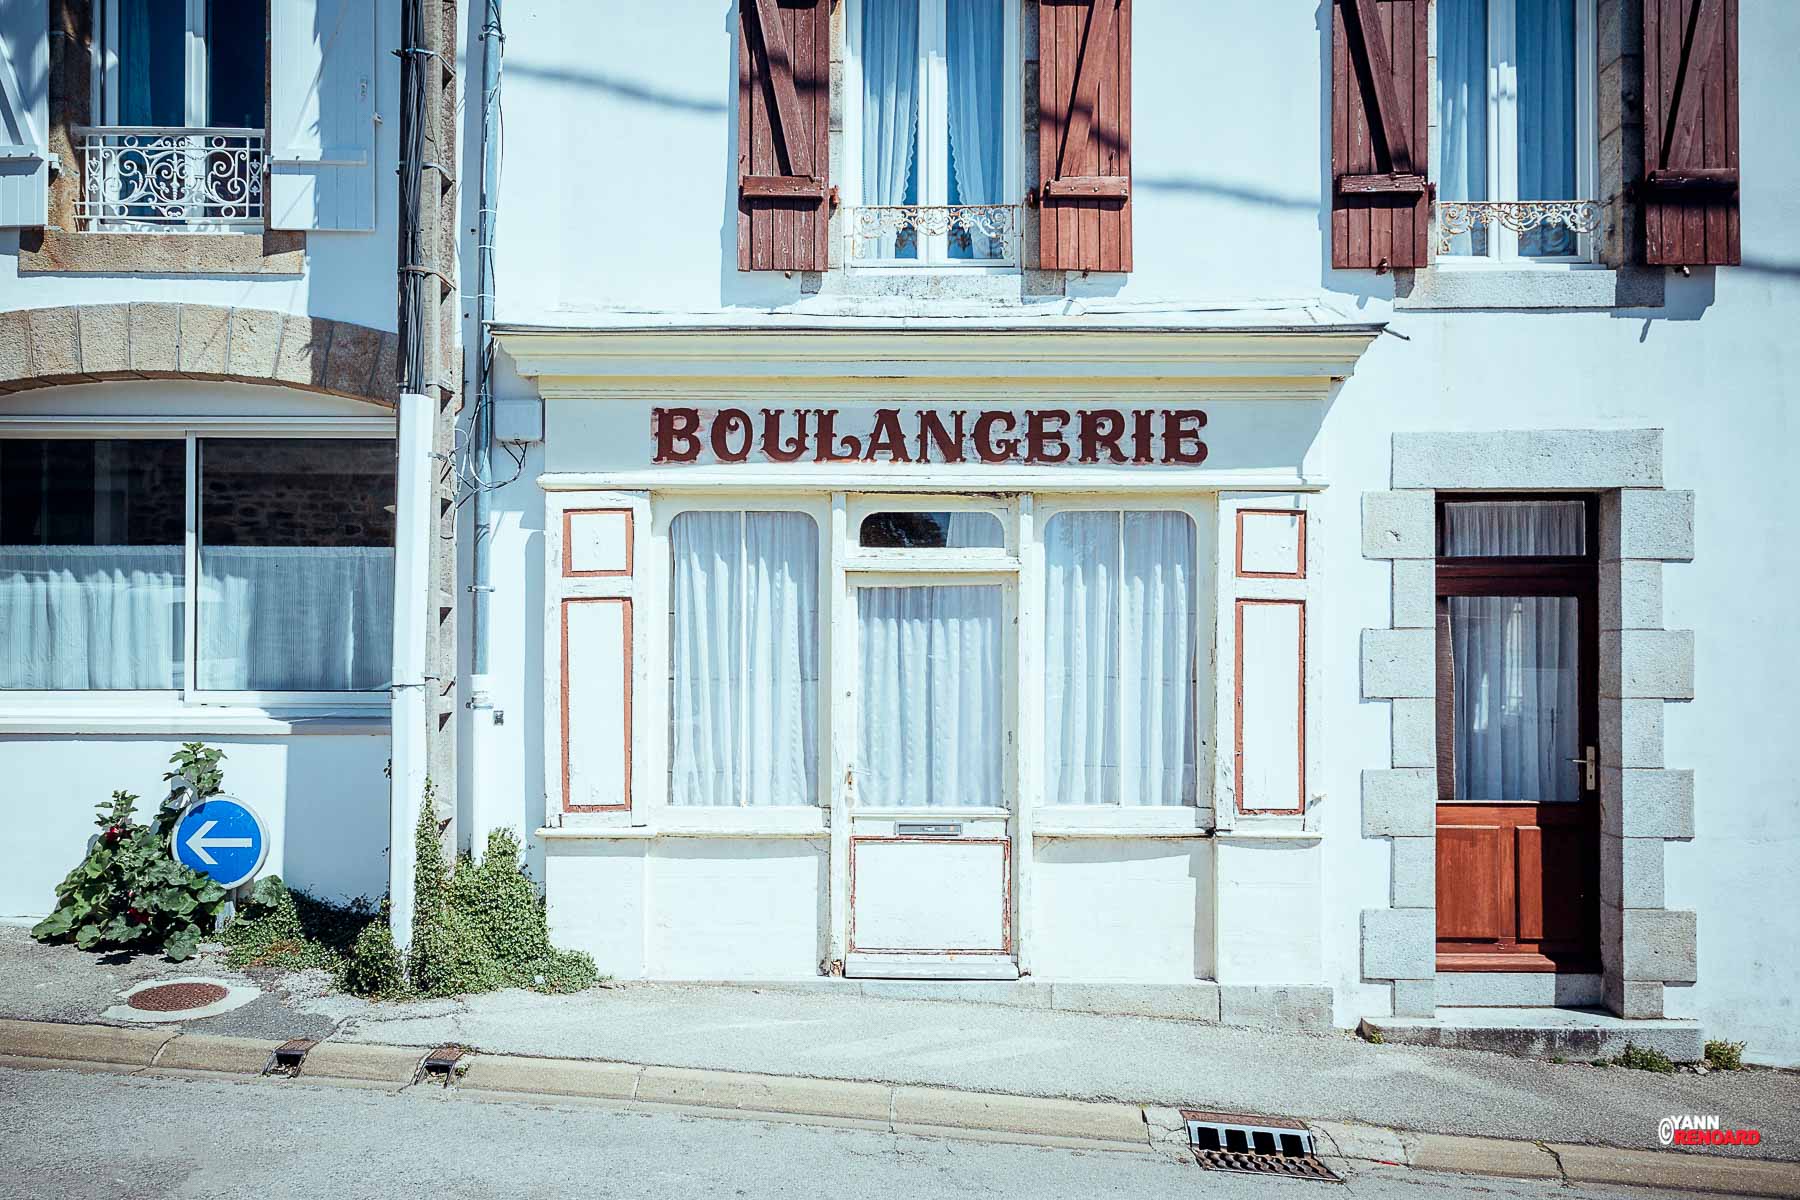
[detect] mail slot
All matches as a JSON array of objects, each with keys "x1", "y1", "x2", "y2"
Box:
[{"x1": 896, "y1": 822, "x2": 963, "y2": 838}]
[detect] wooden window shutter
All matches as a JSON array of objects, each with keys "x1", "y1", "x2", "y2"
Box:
[
  {"x1": 737, "y1": 0, "x2": 830, "y2": 272},
  {"x1": 1036, "y1": 0, "x2": 1132, "y2": 272},
  {"x1": 1643, "y1": 0, "x2": 1739, "y2": 266},
  {"x1": 1330, "y1": 0, "x2": 1427, "y2": 271}
]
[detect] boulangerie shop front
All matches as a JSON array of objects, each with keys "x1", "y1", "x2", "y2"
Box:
[{"x1": 495, "y1": 318, "x2": 1379, "y2": 1012}]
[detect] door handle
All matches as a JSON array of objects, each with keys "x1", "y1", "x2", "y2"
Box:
[{"x1": 1568, "y1": 745, "x2": 1597, "y2": 791}]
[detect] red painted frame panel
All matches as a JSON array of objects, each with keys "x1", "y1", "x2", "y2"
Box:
[
  {"x1": 562, "y1": 508, "x2": 635, "y2": 579},
  {"x1": 561, "y1": 596, "x2": 633, "y2": 813},
  {"x1": 846, "y1": 836, "x2": 1014, "y2": 957},
  {"x1": 1235, "y1": 508, "x2": 1308, "y2": 580},
  {"x1": 1234, "y1": 598, "x2": 1307, "y2": 815}
]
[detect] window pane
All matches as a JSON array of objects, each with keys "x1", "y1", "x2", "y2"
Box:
[
  {"x1": 1442, "y1": 500, "x2": 1586, "y2": 556},
  {"x1": 208, "y1": 0, "x2": 266, "y2": 129},
  {"x1": 859, "y1": 510, "x2": 1004, "y2": 549},
  {"x1": 861, "y1": 0, "x2": 921, "y2": 258},
  {"x1": 197, "y1": 440, "x2": 395, "y2": 691},
  {"x1": 0, "y1": 439, "x2": 185, "y2": 689},
  {"x1": 1515, "y1": 0, "x2": 1578, "y2": 255},
  {"x1": 858, "y1": 584, "x2": 1003, "y2": 808},
  {"x1": 946, "y1": 0, "x2": 1006, "y2": 259},
  {"x1": 1438, "y1": 0, "x2": 1490, "y2": 255},
  {"x1": 1450, "y1": 595, "x2": 1580, "y2": 801},
  {"x1": 670, "y1": 512, "x2": 819, "y2": 806},
  {"x1": 119, "y1": 0, "x2": 188, "y2": 126},
  {"x1": 1043, "y1": 511, "x2": 1195, "y2": 806}
]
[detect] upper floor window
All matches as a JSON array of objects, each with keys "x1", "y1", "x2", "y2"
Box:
[
  {"x1": 1436, "y1": 0, "x2": 1597, "y2": 262},
  {"x1": 845, "y1": 0, "x2": 1021, "y2": 266},
  {"x1": 82, "y1": 0, "x2": 268, "y2": 231}
]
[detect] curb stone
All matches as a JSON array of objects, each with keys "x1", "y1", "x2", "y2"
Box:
[{"x1": 2, "y1": 1020, "x2": 1796, "y2": 1196}]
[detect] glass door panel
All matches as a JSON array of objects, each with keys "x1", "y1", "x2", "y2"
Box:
[{"x1": 1448, "y1": 594, "x2": 1581, "y2": 803}]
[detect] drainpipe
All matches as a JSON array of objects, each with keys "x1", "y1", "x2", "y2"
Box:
[{"x1": 467, "y1": 0, "x2": 504, "y2": 845}]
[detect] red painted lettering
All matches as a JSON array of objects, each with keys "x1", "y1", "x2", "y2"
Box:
[
  {"x1": 710, "y1": 409, "x2": 754, "y2": 462},
  {"x1": 653, "y1": 407, "x2": 702, "y2": 463},
  {"x1": 1026, "y1": 410, "x2": 1071, "y2": 464},
  {"x1": 813, "y1": 409, "x2": 863, "y2": 462},
  {"x1": 1160, "y1": 410, "x2": 1209, "y2": 465},
  {"x1": 864, "y1": 408, "x2": 914, "y2": 463},
  {"x1": 1130, "y1": 410, "x2": 1155, "y2": 464},
  {"x1": 973, "y1": 411, "x2": 1021, "y2": 464},
  {"x1": 915, "y1": 410, "x2": 966, "y2": 463},
  {"x1": 759, "y1": 408, "x2": 808, "y2": 462},
  {"x1": 1077, "y1": 410, "x2": 1127, "y2": 464}
]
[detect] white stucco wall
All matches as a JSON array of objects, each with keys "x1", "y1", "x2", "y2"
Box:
[
  {"x1": 0, "y1": 0, "x2": 402, "y2": 331},
  {"x1": 465, "y1": 1, "x2": 1800, "y2": 1061}
]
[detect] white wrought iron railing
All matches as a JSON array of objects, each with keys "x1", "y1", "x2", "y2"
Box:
[
  {"x1": 847, "y1": 204, "x2": 1021, "y2": 266},
  {"x1": 1434, "y1": 199, "x2": 1601, "y2": 256},
  {"x1": 75, "y1": 126, "x2": 266, "y2": 232}
]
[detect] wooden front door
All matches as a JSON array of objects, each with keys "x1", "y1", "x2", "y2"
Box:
[{"x1": 1434, "y1": 497, "x2": 1600, "y2": 973}]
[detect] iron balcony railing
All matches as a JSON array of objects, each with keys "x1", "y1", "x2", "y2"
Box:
[{"x1": 74, "y1": 126, "x2": 266, "y2": 232}]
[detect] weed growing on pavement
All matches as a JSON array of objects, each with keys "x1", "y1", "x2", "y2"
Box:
[
  {"x1": 408, "y1": 799, "x2": 599, "y2": 997},
  {"x1": 1614, "y1": 1043, "x2": 1677, "y2": 1073},
  {"x1": 1703, "y1": 1039, "x2": 1745, "y2": 1070},
  {"x1": 220, "y1": 876, "x2": 381, "y2": 980}
]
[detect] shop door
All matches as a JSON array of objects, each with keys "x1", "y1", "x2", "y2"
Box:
[
  {"x1": 845, "y1": 577, "x2": 1016, "y2": 979},
  {"x1": 1435, "y1": 498, "x2": 1600, "y2": 972}
]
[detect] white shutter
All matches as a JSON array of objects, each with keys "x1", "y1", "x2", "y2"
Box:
[
  {"x1": 1213, "y1": 493, "x2": 1316, "y2": 825},
  {"x1": 0, "y1": 0, "x2": 48, "y2": 228},
  {"x1": 270, "y1": 0, "x2": 377, "y2": 232},
  {"x1": 543, "y1": 491, "x2": 651, "y2": 823}
]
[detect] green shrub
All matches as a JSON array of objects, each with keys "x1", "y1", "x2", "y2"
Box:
[
  {"x1": 1615, "y1": 1043, "x2": 1677, "y2": 1073},
  {"x1": 408, "y1": 807, "x2": 597, "y2": 997},
  {"x1": 342, "y1": 921, "x2": 408, "y2": 999},
  {"x1": 1704, "y1": 1039, "x2": 1745, "y2": 1071},
  {"x1": 220, "y1": 874, "x2": 378, "y2": 975},
  {"x1": 32, "y1": 789, "x2": 228, "y2": 962}
]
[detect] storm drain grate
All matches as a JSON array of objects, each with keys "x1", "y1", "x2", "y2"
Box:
[
  {"x1": 265, "y1": 1038, "x2": 317, "y2": 1076},
  {"x1": 1183, "y1": 1110, "x2": 1341, "y2": 1183},
  {"x1": 420, "y1": 1044, "x2": 468, "y2": 1085}
]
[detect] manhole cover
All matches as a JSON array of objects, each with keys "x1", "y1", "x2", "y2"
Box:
[{"x1": 127, "y1": 982, "x2": 230, "y2": 1012}]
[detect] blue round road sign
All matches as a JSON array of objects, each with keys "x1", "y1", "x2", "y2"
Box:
[{"x1": 171, "y1": 797, "x2": 268, "y2": 890}]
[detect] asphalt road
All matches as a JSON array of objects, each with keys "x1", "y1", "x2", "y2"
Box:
[{"x1": 0, "y1": 1065, "x2": 1708, "y2": 1200}]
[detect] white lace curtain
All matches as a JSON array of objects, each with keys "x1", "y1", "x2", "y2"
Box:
[
  {"x1": 1043, "y1": 511, "x2": 1197, "y2": 806},
  {"x1": 857, "y1": 584, "x2": 1003, "y2": 808},
  {"x1": 947, "y1": 0, "x2": 1004, "y2": 257},
  {"x1": 670, "y1": 511, "x2": 820, "y2": 807},
  {"x1": 1444, "y1": 501, "x2": 1582, "y2": 802},
  {"x1": 0, "y1": 545, "x2": 392, "y2": 691},
  {"x1": 861, "y1": 0, "x2": 919, "y2": 257}
]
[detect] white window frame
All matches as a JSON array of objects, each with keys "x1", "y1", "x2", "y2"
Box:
[
  {"x1": 1434, "y1": 0, "x2": 1599, "y2": 267},
  {"x1": 1028, "y1": 495, "x2": 1215, "y2": 829},
  {"x1": 645, "y1": 495, "x2": 834, "y2": 831},
  {"x1": 645, "y1": 490, "x2": 1217, "y2": 837},
  {"x1": 0, "y1": 420, "x2": 396, "y2": 720},
  {"x1": 841, "y1": 0, "x2": 1024, "y2": 270},
  {"x1": 93, "y1": 0, "x2": 224, "y2": 127}
]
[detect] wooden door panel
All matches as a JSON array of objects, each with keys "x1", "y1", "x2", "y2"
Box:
[
  {"x1": 1436, "y1": 823, "x2": 1504, "y2": 941},
  {"x1": 1518, "y1": 822, "x2": 1592, "y2": 948}
]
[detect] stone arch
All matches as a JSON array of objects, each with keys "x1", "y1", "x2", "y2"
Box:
[{"x1": 0, "y1": 304, "x2": 396, "y2": 406}]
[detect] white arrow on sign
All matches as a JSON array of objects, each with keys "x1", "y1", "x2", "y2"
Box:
[{"x1": 185, "y1": 819, "x2": 253, "y2": 866}]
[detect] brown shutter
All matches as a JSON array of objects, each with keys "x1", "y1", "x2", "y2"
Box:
[
  {"x1": 1643, "y1": 0, "x2": 1739, "y2": 266},
  {"x1": 1330, "y1": 0, "x2": 1428, "y2": 271},
  {"x1": 737, "y1": 0, "x2": 830, "y2": 272},
  {"x1": 1036, "y1": 0, "x2": 1132, "y2": 272}
]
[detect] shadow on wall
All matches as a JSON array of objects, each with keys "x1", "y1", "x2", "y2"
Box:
[{"x1": 280, "y1": 733, "x2": 393, "y2": 905}]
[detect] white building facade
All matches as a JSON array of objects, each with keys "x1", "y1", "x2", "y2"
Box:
[
  {"x1": 464, "y1": 0, "x2": 1799, "y2": 1065},
  {"x1": 0, "y1": 0, "x2": 459, "y2": 920}
]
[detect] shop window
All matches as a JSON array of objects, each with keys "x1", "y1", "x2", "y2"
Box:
[
  {"x1": 1435, "y1": 0, "x2": 1597, "y2": 261},
  {"x1": 858, "y1": 510, "x2": 1004, "y2": 549},
  {"x1": 0, "y1": 436, "x2": 394, "y2": 696},
  {"x1": 1042, "y1": 510, "x2": 1197, "y2": 806},
  {"x1": 197, "y1": 439, "x2": 395, "y2": 692},
  {"x1": 0, "y1": 439, "x2": 186, "y2": 689},
  {"x1": 83, "y1": 0, "x2": 269, "y2": 231},
  {"x1": 845, "y1": 0, "x2": 1021, "y2": 266},
  {"x1": 669, "y1": 511, "x2": 820, "y2": 807},
  {"x1": 856, "y1": 582, "x2": 1005, "y2": 808}
]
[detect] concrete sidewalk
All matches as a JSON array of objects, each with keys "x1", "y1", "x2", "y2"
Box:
[{"x1": 2, "y1": 925, "x2": 1794, "y2": 1167}]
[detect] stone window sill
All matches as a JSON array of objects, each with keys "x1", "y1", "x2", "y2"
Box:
[
  {"x1": 19, "y1": 230, "x2": 305, "y2": 276},
  {"x1": 1393, "y1": 265, "x2": 1665, "y2": 311}
]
